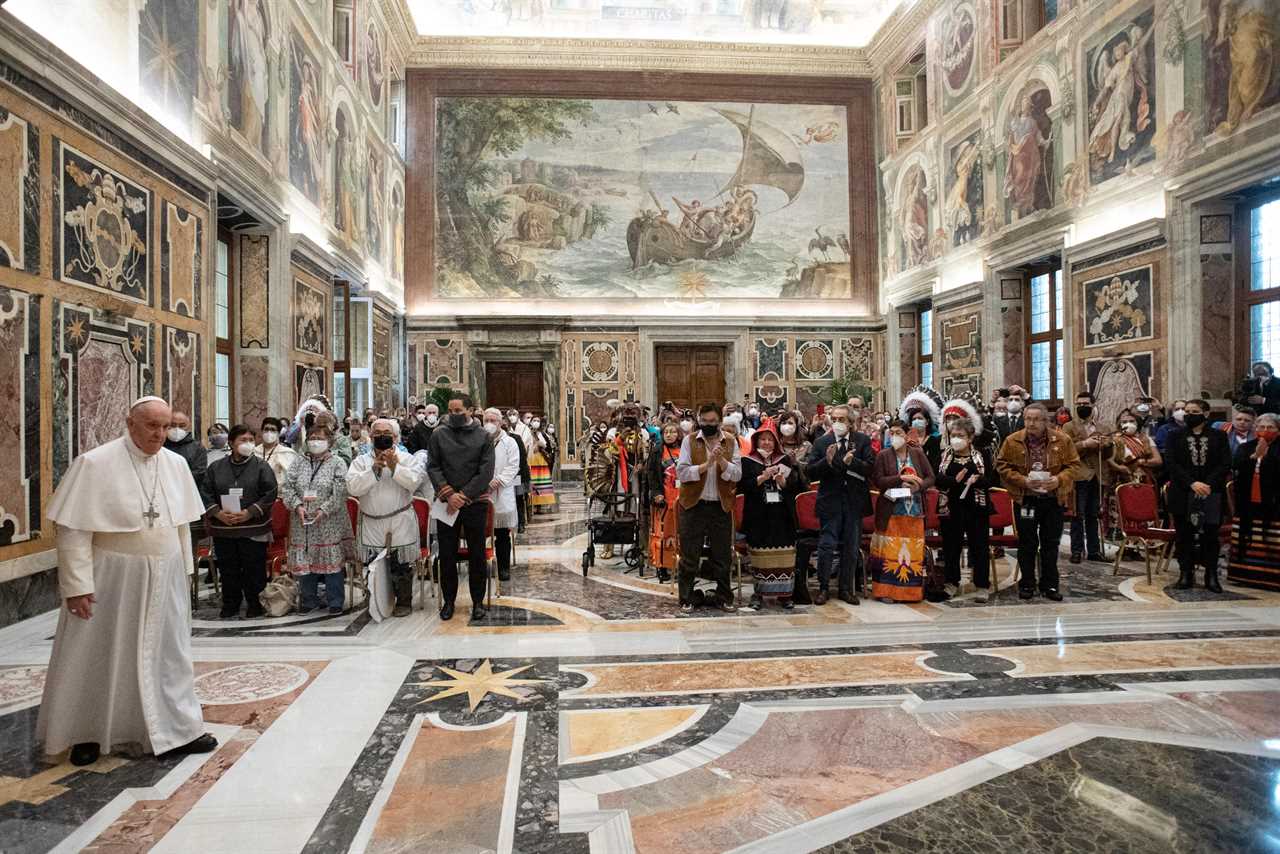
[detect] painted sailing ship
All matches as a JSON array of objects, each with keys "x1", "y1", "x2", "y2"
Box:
[{"x1": 626, "y1": 106, "x2": 805, "y2": 268}]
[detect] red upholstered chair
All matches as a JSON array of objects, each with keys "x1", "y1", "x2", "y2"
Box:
[
  {"x1": 411, "y1": 497, "x2": 433, "y2": 606},
  {"x1": 795, "y1": 490, "x2": 820, "y2": 537},
  {"x1": 733, "y1": 493, "x2": 748, "y2": 600},
  {"x1": 266, "y1": 500, "x2": 290, "y2": 577},
  {"x1": 192, "y1": 539, "x2": 218, "y2": 608},
  {"x1": 345, "y1": 497, "x2": 367, "y2": 606},
  {"x1": 1113, "y1": 482, "x2": 1177, "y2": 584},
  {"x1": 923, "y1": 488, "x2": 942, "y2": 546},
  {"x1": 987, "y1": 488, "x2": 1019, "y2": 599}
]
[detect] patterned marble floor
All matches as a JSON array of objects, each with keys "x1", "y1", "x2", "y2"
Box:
[{"x1": 2, "y1": 484, "x2": 1279, "y2": 853}]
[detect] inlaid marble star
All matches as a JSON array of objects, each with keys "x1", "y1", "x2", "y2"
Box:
[
  {"x1": 67, "y1": 318, "x2": 85, "y2": 343},
  {"x1": 130, "y1": 333, "x2": 144, "y2": 354},
  {"x1": 409, "y1": 660, "x2": 544, "y2": 713}
]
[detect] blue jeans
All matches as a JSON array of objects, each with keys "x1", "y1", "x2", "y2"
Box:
[
  {"x1": 816, "y1": 499, "x2": 861, "y2": 595},
  {"x1": 300, "y1": 571, "x2": 345, "y2": 610}
]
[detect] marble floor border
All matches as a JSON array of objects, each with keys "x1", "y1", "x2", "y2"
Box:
[
  {"x1": 726, "y1": 723, "x2": 1280, "y2": 854},
  {"x1": 346, "y1": 713, "x2": 427, "y2": 854}
]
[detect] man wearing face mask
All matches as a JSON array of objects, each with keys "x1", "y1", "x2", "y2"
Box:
[
  {"x1": 1133, "y1": 399, "x2": 1156, "y2": 437},
  {"x1": 1165, "y1": 399, "x2": 1231, "y2": 592},
  {"x1": 164, "y1": 410, "x2": 208, "y2": 501},
  {"x1": 675, "y1": 403, "x2": 741, "y2": 613},
  {"x1": 1062, "y1": 391, "x2": 1107, "y2": 563},
  {"x1": 1241, "y1": 360, "x2": 1280, "y2": 415},
  {"x1": 407, "y1": 403, "x2": 440, "y2": 454},
  {"x1": 427, "y1": 396, "x2": 496, "y2": 620},
  {"x1": 679, "y1": 411, "x2": 695, "y2": 436},
  {"x1": 804, "y1": 404, "x2": 874, "y2": 605},
  {"x1": 255, "y1": 417, "x2": 299, "y2": 484},
  {"x1": 1155, "y1": 399, "x2": 1187, "y2": 454},
  {"x1": 206, "y1": 423, "x2": 231, "y2": 466},
  {"x1": 204, "y1": 425, "x2": 278, "y2": 619},
  {"x1": 348, "y1": 418, "x2": 425, "y2": 617}
]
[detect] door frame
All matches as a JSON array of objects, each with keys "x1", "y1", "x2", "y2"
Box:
[
  {"x1": 483, "y1": 359, "x2": 547, "y2": 415},
  {"x1": 639, "y1": 329, "x2": 745, "y2": 409},
  {"x1": 468, "y1": 344, "x2": 559, "y2": 420}
]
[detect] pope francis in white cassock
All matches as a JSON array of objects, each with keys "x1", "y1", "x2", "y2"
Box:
[{"x1": 38, "y1": 396, "x2": 217, "y2": 766}]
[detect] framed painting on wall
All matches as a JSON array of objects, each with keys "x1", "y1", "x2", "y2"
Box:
[{"x1": 1081, "y1": 264, "x2": 1154, "y2": 349}]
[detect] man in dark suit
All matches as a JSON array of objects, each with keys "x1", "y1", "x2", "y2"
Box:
[
  {"x1": 1164, "y1": 398, "x2": 1232, "y2": 592},
  {"x1": 991, "y1": 390, "x2": 1025, "y2": 447},
  {"x1": 1241, "y1": 361, "x2": 1280, "y2": 415},
  {"x1": 804, "y1": 405, "x2": 875, "y2": 605}
]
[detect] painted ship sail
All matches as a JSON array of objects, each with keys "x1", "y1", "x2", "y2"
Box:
[{"x1": 627, "y1": 106, "x2": 806, "y2": 269}]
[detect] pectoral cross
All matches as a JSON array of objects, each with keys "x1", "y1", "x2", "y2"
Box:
[{"x1": 143, "y1": 503, "x2": 160, "y2": 528}]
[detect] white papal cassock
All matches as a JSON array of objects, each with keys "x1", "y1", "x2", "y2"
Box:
[{"x1": 37, "y1": 435, "x2": 207, "y2": 756}]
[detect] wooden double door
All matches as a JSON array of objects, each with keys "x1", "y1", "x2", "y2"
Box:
[
  {"x1": 656, "y1": 346, "x2": 727, "y2": 410},
  {"x1": 485, "y1": 361, "x2": 544, "y2": 415}
]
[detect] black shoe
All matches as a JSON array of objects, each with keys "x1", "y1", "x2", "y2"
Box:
[
  {"x1": 297, "y1": 605, "x2": 318, "y2": 615},
  {"x1": 470, "y1": 605, "x2": 487, "y2": 621},
  {"x1": 219, "y1": 609, "x2": 239, "y2": 620},
  {"x1": 1175, "y1": 567, "x2": 1195, "y2": 590},
  {"x1": 814, "y1": 590, "x2": 829, "y2": 605},
  {"x1": 70, "y1": 742, "x2": 100, "y2": 767},
  {"x1": 1069, "y1": 553, "x2": 1082, "y2": 564},
  {"x1": 439, "y1": 602, "x2": 455, "y2": 621},
  {"x1": 839, "y1": 590, "x2": 860, "y2": 606},
  {"x1": 1086, "y1": 553, "x2": 1105, "y2": 562},
  {"x1": 244, "y1": 607, "x2": 265, "y2": 619},
  {"x1": 781, "y1": 598, "x2": 795, "y2": 610},
  {"x1": 327, "y1": 606, "x2": 344, "y2": 616},
  {"x1": 1205, "y1": 568, "x2": 1223, "y2": 594},
  {"x1": 1018, "y1": 588, "x2": 1035, "y2": 600},
  {"x1": 1042, "y1": 588, "x2": 1064, "y2": 601},
  {"x1": 924, "y1": 589, "x2": 950, "y2": 603},
  {"x1": 498, "y1": 569, "x2": 511, "y2": 582},
  {"x1": 159, "y1": 733, "x2": 218, "y2": 759},
  {"x1": 392, "y1": 603, "x2": 411, "y2": 617},
  {"x1": 715, "y1": 599, "x2": 737, "y2": 613}
]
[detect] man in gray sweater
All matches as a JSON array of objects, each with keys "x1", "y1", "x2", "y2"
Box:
[{"x1": 427, "y1": 394, "x2": 496, "y2": 621}]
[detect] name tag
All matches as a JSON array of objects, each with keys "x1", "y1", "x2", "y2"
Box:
[
  {"x1": 303, "y1": 487, "x2": 318, "y2": 501},
  {"x1": 765, "y1": 491, "x2": 781, "y2": 504}
]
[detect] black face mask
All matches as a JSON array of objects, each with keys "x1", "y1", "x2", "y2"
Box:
[
  {"x1": 622, "y1": 417, "x2": 638, "y2": 427},
  {"x1": 1183, "y1": 413, "x2": 1206, "y2": 429},
  {"x1": 1076, "y1": 406, "x2": 1093, "y2": 419},
  {"x1": 448, "y1": 412, "x2": 468, "y2": 429},
  {"x1": 372, "y1": 434, "x2": 394, "y2": 451},
  {"x1": 699, "y1": 423, "x2": 719, "y2": 437}
]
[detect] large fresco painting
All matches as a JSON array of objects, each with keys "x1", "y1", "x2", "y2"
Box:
[
  {"x1": 434, "y1": 97, "x2": 853, "y2": 300},
  {"x1": 227, "y1": 0, "x2": 271, "y2": 153},
  {"x1": 1085, "y1": 7, "x2": 1156, "y2": 185},
  {"x1": 289, "y1": 28, "x2": 324, "y2": 206},
  {"x1": 1204, "y1": 0, "x2": 1280, "y2": 137}
]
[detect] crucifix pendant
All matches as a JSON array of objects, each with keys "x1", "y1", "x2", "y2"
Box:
[{"x1": 143, "y1": 503, "x2": 159, "y2": 528}]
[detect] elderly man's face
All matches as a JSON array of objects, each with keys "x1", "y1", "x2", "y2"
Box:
[
  {"x1": 1023, "y1": 407, "x2": 1047, "y2": 436},
  {"x1": 128, "y1": 401, "x2": 171, "y2": 455},
  {"x1": 371, "y1": 419, "x2": 395, "y2": 440}
]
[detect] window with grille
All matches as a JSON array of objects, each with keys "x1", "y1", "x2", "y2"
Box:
[{"x1": 1027, "y1": 267, "x2": 1064, "y2": 405}]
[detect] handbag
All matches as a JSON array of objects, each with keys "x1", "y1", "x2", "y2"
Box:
[{"x1": 259, "y1": 573, "x2": 298, "y2": 617}]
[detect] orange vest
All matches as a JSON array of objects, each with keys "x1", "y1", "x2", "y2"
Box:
[{"x1": 678, "y1": 433, "x2": 737, "y2": 513}]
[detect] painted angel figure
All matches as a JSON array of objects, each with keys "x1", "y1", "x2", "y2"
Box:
[{"x1": 1087, "y1": 23, "x2": 1154, "y2": 170}]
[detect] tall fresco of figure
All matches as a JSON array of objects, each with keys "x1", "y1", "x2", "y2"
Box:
[
  {"x1": 1086, "y1": 9, "x2": 1156, "y2": 185},
  {"x1": 1003, "y1": 83, "x2": 1054, "y2": 222},
  {"x1": 227, "y1": 0, "x2": 270, "y2": 152},
  {"x1": 1205, "y1": 0, "x2": 1279, "y2": 136},
  {"x1": 433, "y1": 97, "x2": 853, "y2": 301},
  {"x1": 288, "y1": 29, "x2": 324, "y2": 206}
]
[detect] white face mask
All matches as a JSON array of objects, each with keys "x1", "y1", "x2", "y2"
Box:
[
  {"x1": 166, "y1": 428, "x2": 187, "y2": 443},
  {"x1": 508, "y1": 414, "x2": 518, "y2": 424},
  {"x1": 531, "y1": 420, "x2": 542, "y2": 430},
  {"x1": 1172, "y1": 409, "x2": 1185, "y2": 423},
  {"x1": 680, "y1": 420, "x2": 693, "y2": 433},
  {"x1": 911, "y1": 418, "x2": 927, "y2": 431},
  {"x1": 426, "y1": 414, "x2": 438, "y2": 426},
  {"x1": 307, "y1": 439, "x2": 330, "y2": 454},
  {"x1": 890, "y1": 434, "x2": 906, "y2": 450},
  {"x1": 1121, "y1": 422, "x2": 1138, "y2": 434},
  {"x1": 950, "y1": 436, "x2": 968, "y2": 451},
  {"x1": 1007, "y1": 400, "x2": 1023, "y2": 414},
  {"x1": 779, "y1": 423, "x2": 797, "y2": 437},
  {"x1": 235, "y1": 441, "x2": 255, "y2": 458},
  {"x1": 416, "y1": 413, "x2": 426, "y2": 422},
  {"x1": 483, "y1": 422, "x2": 499, "y2": 435},
  {"x1": 831, "y1": 421, "x2": 849, "y2": 437},
  {"x1": 261, "y1": 430, "x2": 279, "y2": 444}
]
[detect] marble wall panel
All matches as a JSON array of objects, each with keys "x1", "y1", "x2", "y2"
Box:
[
  {"x1": 161, "y1": 201, "x2": 201, "y2": 318},
  {"x1": 0, "y1": 107, "x2": 39, "y2": 274},
  {"x1": 295, "y1": 363, "x2": 325, "y2": 407},
  {"x1": 239, "y1": 234, "x2": 269, "y2": 348},
  {"x1": 1001, "y1": 301, "x2": 1025, "y2": 388},
  {"x1": 581, "y1": 341, "x2": 620, "y2": 384},
  {"x1": 53, "y1": 301, "x2": 153, "y2": 485},
  {"x1": 164, "y1": 326, "x2": 200, "y2": 433},
  {"x1": 419, "y1": 337, "x2": 466, "y2": 388},
  {"x1": 841, "y1": 337, "x2": 875, "y2": 381},
  {"x1": 239, "y1": 354, "x2": 270, "y2": 428},
  {"x1": 937, "y1": 304, "x2": 982, "y2": 394},
  {"x1": 795, "y1": 339, "x2": 836, "y2": 382},
  {"x1": 1085, "y1": 351, "x2": 1156, "y2": 430},
  {"x1": 372, "y1": 309, "x2": 394, "y2": 409},
  {"x1": 559, "y1": 333, "x2": 639, "y2": 465},
  {"x1": 54, "y1": 140, "x2": 152, "y2": 304},
  {"x1": 0, "y1": 286, "x2": 40, "y2": 546},
  {"x1": 754, "y1": 337, "x2": 787, "y2": 382},
  {"x1": 1200, "y1": 253, "x2": 1235, "y2": 398},
  {"x1": 898, "y1": 324, "x2": 919, "y2": 390},
  {"x1": 293, "y1": 276, "x2": 327, "y2": 358}
]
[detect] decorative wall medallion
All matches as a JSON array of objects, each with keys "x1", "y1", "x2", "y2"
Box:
[
  {"x1": 940, "y1": 1, "x2": 977, "y2": 103},
  {"x1": 194, "y1": 663, "x2": 310, "y2": 705},
  {"x1": 1082, "y1": 265, "x2": 1154, "y2": 348},
  {"x1": 581, "y1": 341, "x2": 620, "y2": 383},
  {"x1": 795, "y1": 340, "x2": 834, "y2": 381},
  {"x1": 57, "y1": 142, "x2": 151, "y2": 302}
]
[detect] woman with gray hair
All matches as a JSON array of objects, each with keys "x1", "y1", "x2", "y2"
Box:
[
  {"x1": 281, "y1": 413, "x2": 354, "y2": 614},
  {"x1": 935, "y1": 414, "x2": 998, "y2": 601},
  {"x1": 1229, "y1": 412, "x2": 1280, "y2": 591}
]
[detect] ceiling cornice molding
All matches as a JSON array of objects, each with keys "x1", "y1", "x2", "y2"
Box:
[
  {"x1": 381, "y1": 0, "x2": 418, "y2": 75},
  {"x1": 407, "y1": 36, "x2": 873, "y2": 77},
  {"x1": 866, "y1": 0, "x2": 938, "y2": 72}
]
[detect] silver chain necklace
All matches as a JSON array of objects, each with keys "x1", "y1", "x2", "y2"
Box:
[{"x1": 130, "y1": 453, "x2": 161, "y2": 527}]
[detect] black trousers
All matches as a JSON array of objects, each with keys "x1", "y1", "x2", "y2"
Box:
[
  {"x1": 941, "y1": 507, "x2": 990, "y2": 588},
  {"x1": 677, "y1": 500, "x2": 733, "y2": 605},
  {"x1": 1070, "y1": 477, "x2": 1101, "y2": 556},
  {"x1": 1174, "y1": 514, "x2": 1221, "y2": 572},
  {"x1": 214, "y1": 537, "x2": 268, "y2": 614},
  {"x1": 816, "y1": 499, "x2": 861, "y2": 596},
  {"x1": 437, "y1": 502, "x2": 489, "y2": 607},
  {"x1": 496, "y1": 528, "x2": 513, "y2": 575},
  {"x1": 1014, "y1": 498, "x2": 1064, "y2": 593}
]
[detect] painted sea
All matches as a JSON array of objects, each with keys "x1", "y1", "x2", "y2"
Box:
[{"x1": 435, "y1": 99, "x2": 852, "y2": 299}]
